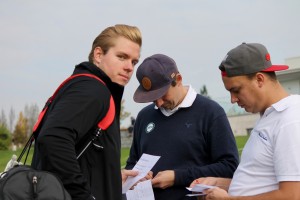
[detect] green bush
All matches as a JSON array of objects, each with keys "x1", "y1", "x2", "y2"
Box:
[{"x1": 0, "y1": 125, "x2": 11, "y2": 150}]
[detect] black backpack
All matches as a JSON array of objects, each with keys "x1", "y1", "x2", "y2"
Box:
[
  {"x1": 0, "y1": 73, "x2": 115, "y2": 200},
  {"x1": 0, "y1": 165, "x2": 72, "y2": 200}
]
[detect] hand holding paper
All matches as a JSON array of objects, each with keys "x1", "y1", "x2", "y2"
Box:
[
  {"x1": 122, "y1": 153, "x2": 160, "y2": 194},
  {"x1": 186, "y1": 184, "x2": 217, "y2": 196}
]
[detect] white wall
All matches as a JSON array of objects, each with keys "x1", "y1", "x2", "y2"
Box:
[
  {"x1": 228, "y1": 113, "x2": 259, "y2": 136},
  {"x1": 285, "y1": 56, "x2": 300, "y2": 70},
  {"x1": 281, "y1": 79, "x2": 300, "y2": 94}
]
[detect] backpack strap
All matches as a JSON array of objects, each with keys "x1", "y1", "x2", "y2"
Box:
[
  {"x1": 33, "y1": 73, "x2": 115, "y2": 132},
  {"x1": 18, "y1": 73, "x2": 115, "y2": 163}
]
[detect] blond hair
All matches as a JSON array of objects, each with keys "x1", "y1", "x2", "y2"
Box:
[{"x1": 88, "y1": 24, "x2": 142, "y2": 62}]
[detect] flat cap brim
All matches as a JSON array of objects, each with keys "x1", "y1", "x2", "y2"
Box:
[{"x1": 133, "y1": 83, "x2": 171, "y2": 103}]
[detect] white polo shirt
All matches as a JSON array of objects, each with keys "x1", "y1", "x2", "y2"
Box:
[{"x1": 229, "y1": 95, "x2": 300, "y2": 196}]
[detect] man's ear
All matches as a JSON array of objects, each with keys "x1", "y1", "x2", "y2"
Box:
[
  {"x1": 93, "y1": 47, "x2": 103, "y2": 65},
  {"x1": 176, "y1": 73, "x2": 182, "y2": 81},
  {"x1": 256, "y1": 73, "x2": 265, "y2": 88},
  {"x1": 172, "y1": 73, "x2": 182, "y2": 86},
  {"x1": 176, "y1": 73, "x2": 183, "y2": 84}
]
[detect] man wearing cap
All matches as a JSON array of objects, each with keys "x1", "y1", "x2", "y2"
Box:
[
  {"x1": 191, "y1": 43, "x2": 300, "y2": 200},
  {"x1": 125, "y1": 54, "x2": 239, "y2": 199}
]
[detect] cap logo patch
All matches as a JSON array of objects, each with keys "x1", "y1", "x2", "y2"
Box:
[
  {"x1": 142, "y1": 77, "x2": 152, "y2": 90},
  {"x1": 265, "y1": 53, "x2": 271, "y2": 61}
]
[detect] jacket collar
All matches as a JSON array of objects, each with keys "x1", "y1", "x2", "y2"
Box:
[{"x1": 73, "y1": 62, "x2": 124, "y2": 117}]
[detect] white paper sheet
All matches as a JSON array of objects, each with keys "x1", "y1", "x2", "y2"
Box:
[
  {"x1": 122, "y1": 153, "x2": 160, "y2": 194},
  {"x1": 126, "y1": 180, "x2": 155, "y2": 200},
  {"x1": 186, "y1": 183, "x2": 217, "y2": 196}
]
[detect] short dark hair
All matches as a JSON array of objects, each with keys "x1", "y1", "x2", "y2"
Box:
[{"x1": 246, "y1": 71, "x2": 277, "y2": 81}]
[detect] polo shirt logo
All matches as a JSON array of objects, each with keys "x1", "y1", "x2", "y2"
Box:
[
  {"x1": 185, "y1": 122, "x2": 192, "y2": 128},
  {"x1": 146, "y1": 122, "x2": 155, "y2": 133},
  {"x1": 258, "y1": 132, "x2": 267, "y2": 141}
]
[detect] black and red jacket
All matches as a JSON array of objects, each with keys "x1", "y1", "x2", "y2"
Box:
[{"x1": 32, "y1": 62, "x2": 124, "y2": 200}]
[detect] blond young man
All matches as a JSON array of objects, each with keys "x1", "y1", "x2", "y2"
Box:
[{"x1": 32, "y1": 24, "x2": 142, "y2": 200}]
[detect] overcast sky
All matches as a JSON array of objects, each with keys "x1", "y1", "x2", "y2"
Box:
[{"x1": 1, "y1": 0, "x2": 300, "y2": 127}]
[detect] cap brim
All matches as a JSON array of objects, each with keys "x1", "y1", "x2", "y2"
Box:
[
  {"x1": 262, "y1": 65, "x2": 289, "y2": 72},
  {"x1": 133, "y1": 84, "x2": 171, "y2": 103}
]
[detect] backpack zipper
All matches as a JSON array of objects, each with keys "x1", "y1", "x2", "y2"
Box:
[{"x1": 32, "y1": 175, "x2": 38, "y2": 199}]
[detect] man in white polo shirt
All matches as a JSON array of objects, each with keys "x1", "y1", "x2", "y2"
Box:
[{"x1": 191, "y1": 43, "x2": 300, "y2": 200}]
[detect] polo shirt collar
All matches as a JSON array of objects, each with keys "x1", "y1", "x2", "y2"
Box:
[{"x1": 156, "y1": 85, "x2": 197, "y2": 116}]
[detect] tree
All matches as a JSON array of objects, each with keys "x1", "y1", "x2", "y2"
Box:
[
  {"x1": 24, "y1": 103, "x2": 39, "y2": 137},
  {"x1": 0, "y1": 109, "x2": 8, "y2": 128},
  {"x1": 0, "y1": 124, "x2": 11, "y2": 150},
  {"x1": 120, "y1": 99, "x2": 130, "y2": 122},
  {"x1": 200, "y1": 85, "x2": 211, "y2": 99},
  {"x1": 13, "y1": 112, "x2": 29, "y2": 146},
  {"x1": 9, "y1": 106, "x2": 16, "y2": 133}
]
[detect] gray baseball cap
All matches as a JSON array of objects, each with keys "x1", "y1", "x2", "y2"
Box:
[
  {"x1": 133, "y1": 54, "x2": 178, "y2": 103},
  {"x1": 219, "y1": 42, "x2": 289, "y2": 77}
]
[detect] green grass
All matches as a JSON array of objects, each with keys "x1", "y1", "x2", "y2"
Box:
[
  {"x1": 0, "y1": 135, "x2": 249, "y2": 172},
  {"x1": 0, "y1": 148, "x2": 34, "y2": 172},
  {"x1": 0, "y1": 147, "x2": 131, "y2": 172},
  {"x1": 121, "y1": 147, "x2": 130, "y2": 168},
  {"x1": 235, "y1": 135, "x2": 250, "y2": 155}
]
